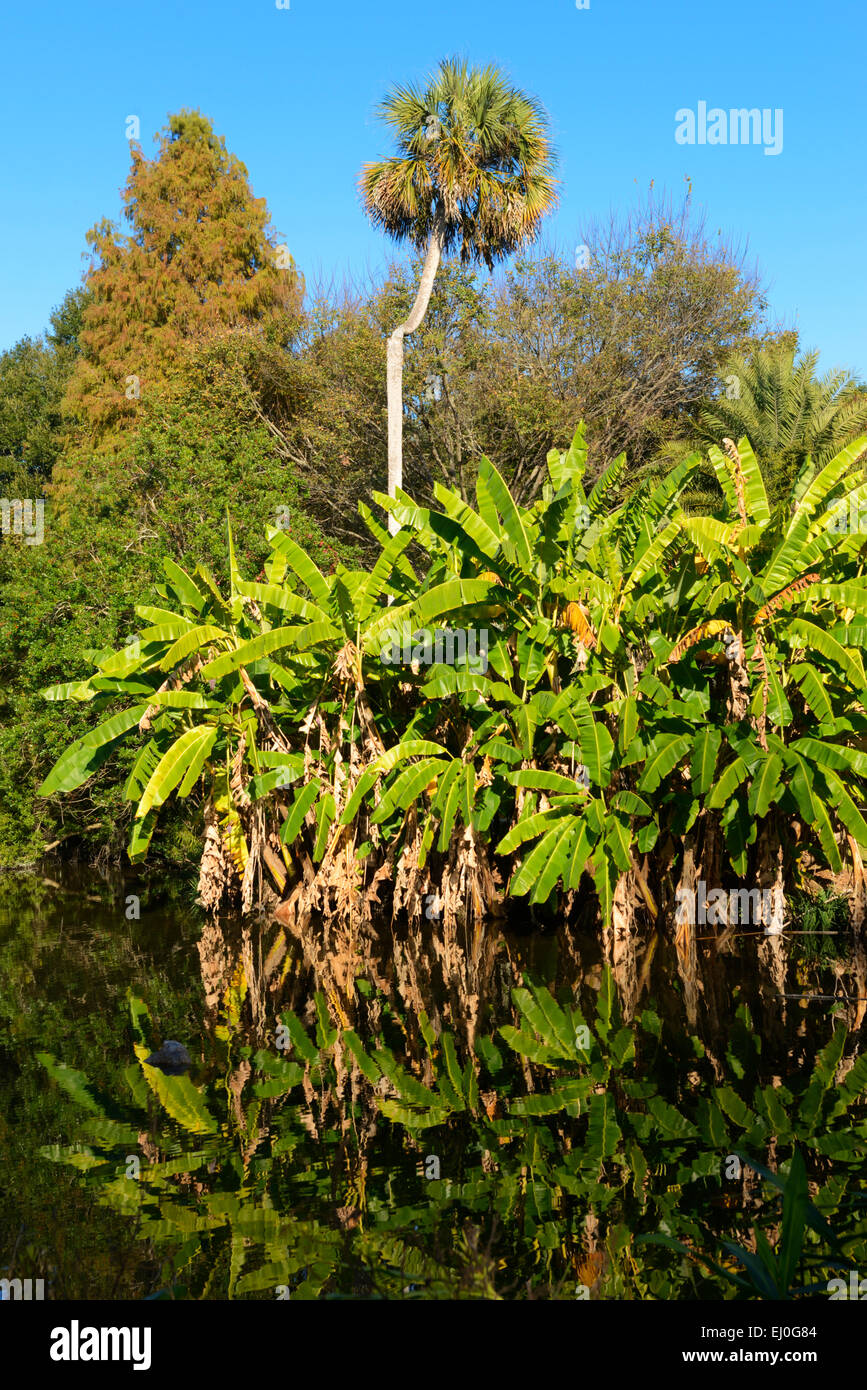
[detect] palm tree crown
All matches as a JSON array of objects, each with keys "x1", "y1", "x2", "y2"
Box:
[
  {"x1": 359, "y1": 58, "x2": 557, "y2": 268},
  {"x1": 697, "y1": 346, "x2": 867, "y2": 497}
]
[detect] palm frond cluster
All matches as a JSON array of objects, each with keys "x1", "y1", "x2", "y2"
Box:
[{"x1": 358, "y1": 58, "x2": 557, "y2": 266}]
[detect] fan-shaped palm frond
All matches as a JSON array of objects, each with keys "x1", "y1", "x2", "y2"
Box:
[
  {"x1": 359, "y1": 58, "x2": 557, "y2": 266},
  {"x1": 696, "y1": 347, "x2": 867, "y2": 501}
]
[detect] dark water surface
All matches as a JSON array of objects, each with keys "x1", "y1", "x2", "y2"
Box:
[{"x1": 1, "y1": 864, "x2": 865, "y2": 1300}]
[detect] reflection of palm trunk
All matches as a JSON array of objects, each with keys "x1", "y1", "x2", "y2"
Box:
[{"x1": 386, "y1": 214, "x2": 445, "y2": 533}]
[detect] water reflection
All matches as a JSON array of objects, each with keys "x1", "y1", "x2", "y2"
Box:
[{"x1": 2, "y1": 866, "x2": 866, "y2": 1299}]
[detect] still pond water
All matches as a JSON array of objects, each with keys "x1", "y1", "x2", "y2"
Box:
[{"x1": 1, "y1": 864, "x2": 865, "y2": 1300}]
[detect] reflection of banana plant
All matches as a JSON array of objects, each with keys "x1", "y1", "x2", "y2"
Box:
[
  {"x1": 37, "y1": 998, "x2": 348, "y2": 1299},
  {"x1": 37, "y1": 973, "x2": 866, "y2": 1300},
  {"x1": 349, "y1": 969, "x2": 866, "y2": 1296},
  {"x1": 344, "y1": 1010, "x2": 479, "y2": 1129},
  {"x1": 489, "y1": 978, "x2": 866, "y2": 1296},
  {"x1": 643, "y1": 1150, "x2": 855, "y2": 1299}
]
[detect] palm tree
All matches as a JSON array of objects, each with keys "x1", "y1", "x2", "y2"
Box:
[
  {"x1": 359, "y1": 58, "x2": 557, "y2": 530},
  {"x1": 695, "y1": 346, "x2": 867, "y2": 502}
]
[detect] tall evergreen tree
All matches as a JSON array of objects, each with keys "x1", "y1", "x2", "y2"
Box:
[{"x1": 63, "y1": 110, "x2": 301, "y2": 438}]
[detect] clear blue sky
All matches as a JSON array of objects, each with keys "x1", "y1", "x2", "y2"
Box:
[{"x1": 1, "y1": 0, "x2": 864, "y2": 375}]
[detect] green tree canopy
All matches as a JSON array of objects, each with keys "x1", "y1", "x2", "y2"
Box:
[
  {"x1": 0, "y1": 288, "x2": 90, "y2": 486},
  {"x1": 230, "y1": 199, "x2": 778, "y2": 539}
]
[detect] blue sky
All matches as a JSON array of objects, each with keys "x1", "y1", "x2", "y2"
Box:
[{"x1": 1, "y1": 0, "x2": 864, "y2": 375}]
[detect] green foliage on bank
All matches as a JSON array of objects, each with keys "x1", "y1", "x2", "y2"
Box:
[{"x1": 37, "y1": 423, "x2": 867, "y2": 927}]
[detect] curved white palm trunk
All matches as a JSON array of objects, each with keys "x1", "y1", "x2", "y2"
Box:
[{"x1": 386, "y1": 223, "x2": 445, "y2": 534}]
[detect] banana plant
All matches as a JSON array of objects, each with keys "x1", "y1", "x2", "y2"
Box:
[
  {"x1": 662, "y1": 434, "x2": 867, "y2": 881},
  {"x1": 38, "y1": 425, "x2": 867, "y2": 935}
]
